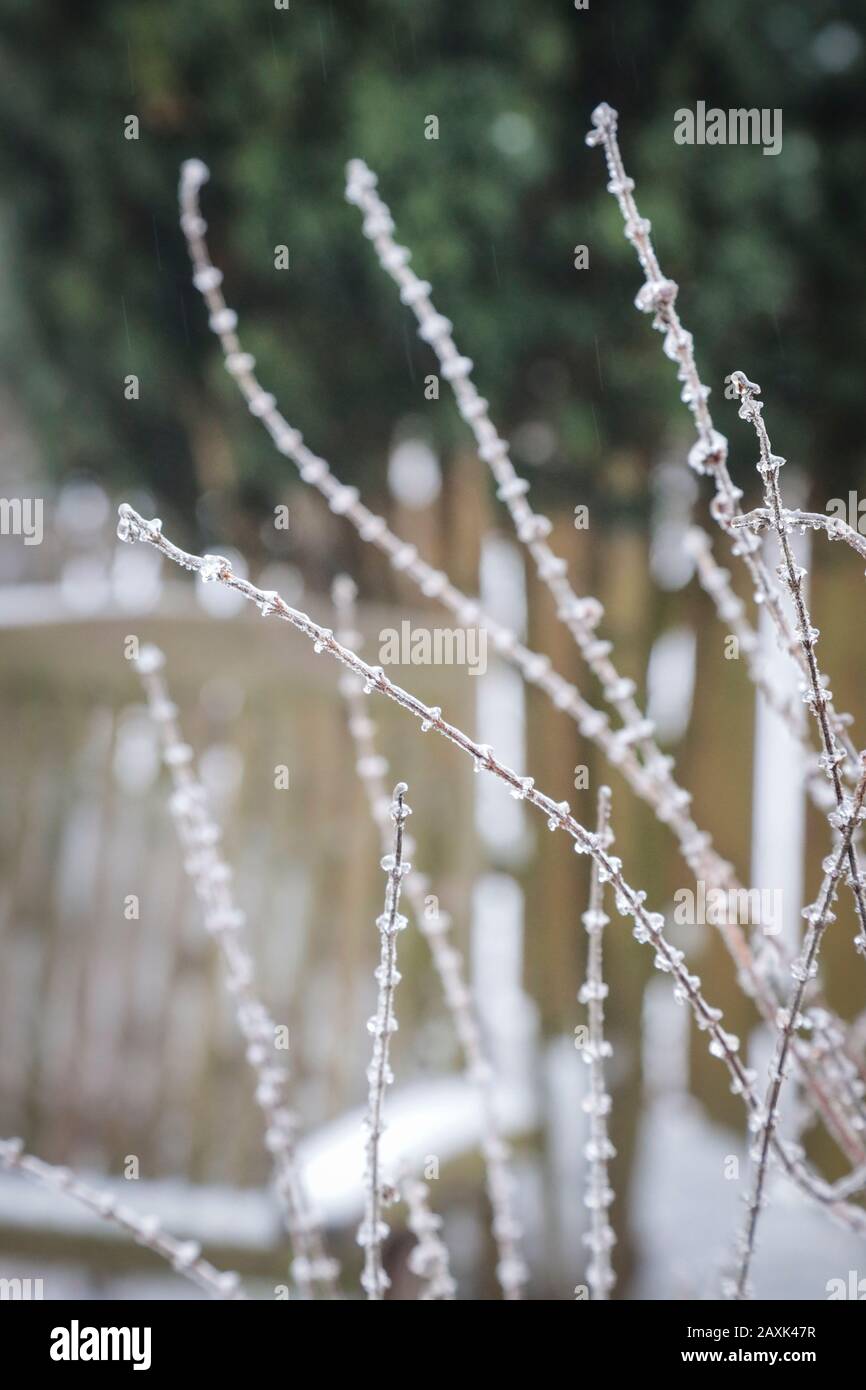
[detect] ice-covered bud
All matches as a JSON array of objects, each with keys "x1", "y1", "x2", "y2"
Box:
[
  {"x1": 634, "y1": 278, "x2": 678, "y2": 314},
  {"x1": 180, "y1": 213, "x2": 206, "y2": 239},
  {"x1": 328, "y1": 485, "x2": 359, "y2": 516},
  {"x1": 441, "y1": 354, "x2": 474, "y2": 382},
  {"x1": 687, "y1": 430, "x2": 728, "y2": 475},
  {"x1": 199, "y1": 553, "x2": 230, "y2": 582},
  {"x1": 135, "y1": 645, "x2": 165, "y2": 677},
  {"x1": 585, "y1": 102, "x2": 618, "y2": 145},
  {"x1": 418, "y1": 313, "x2": 453, "y2": 344},
  {"x1": 209, "y1": 308, "x2": 237, "y2": 335},
  {"x1": 137, "y1": 1214, "x2": 162, "y2": 1242},
  {"x1": 363, "y1": 211, "x2": 394, "y2": 238},
  {"x1": 400, "y1": 278, "x2": 432, "y2": 307},
  {"x1": 192, "y1": 266, "x2": 222, "y2": 293},
  {"x1": 224, "y1": 351, "x2": 255, "y2": 376},
  {"x1": 730, "y1": 369, "x2": 760, "y2": 401},
  {"x1": 344, "y1": 158, "x2": 377, "y2": 203},
  {"x1": 248, "y1": 391, "x2": 276, "y2": 418},
  {"x1": 181, "y1": 158, "x2": 210, "y2": 189}
]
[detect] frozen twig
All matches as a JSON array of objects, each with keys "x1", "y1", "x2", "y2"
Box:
[
  {"x1": 358, "y1": 783, "x2": 411, "y2": 1300},
  {"x1": 732, "y1": 507, "x2": 866, "y2": 570},
  {"x1": 176, "y1": 159, "x2": 866, "y2": 1160},
  {"x1": 333, "y1": 575, "x2": 527, "y2": 1298},
  {"x1": 586, "y1": 103, "x2": 858, "y2": 776},
  {"x1": 685, "y1": 535, "x2": 866, "y2": 1130},
  {"x1": 732, "y1": 756, "x2": 866, "y2": 1299},
  {"x1": 134, "y1": 645, "x2": 337, "y2": 1300},
  {"x1": 730, "y1": 370, "x2": 866, "y2": 957},
  {"x1": 0, "y1": 1139, "x2": 246, "y2": 1300},
  {"x1": 402, "y1": 1175, "x2": 457, "y2": 1300},
  {"x1": 115, "y1": 503, "x2": 866, "y2": 1233},
  {"x1": 579, "y1": 786, "x2": 616, "y2": 1300}
]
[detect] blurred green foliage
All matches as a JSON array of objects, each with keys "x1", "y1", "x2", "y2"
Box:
[{"x1": 0, "y1": 0, "x2": 864, "y2": 537}]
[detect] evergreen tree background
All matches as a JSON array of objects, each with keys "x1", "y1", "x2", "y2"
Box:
[{"x1": 0, "y1": 0, "x2": 863, "y2": 544}]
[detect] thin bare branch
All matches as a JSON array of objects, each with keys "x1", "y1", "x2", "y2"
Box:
[
  {"x1": 585, "y1": 103, "x2": 858, "y2": 776},
  {"x1": 730, "y1": 369, "x2": 866, "y2": 958},
  {"x1": 580, "y1": 785, "x2": 616, "y2": 1300},
  {"x1": 732, "y1": 507, "x2": 866, "y2": 568},
  {"x1": 0, "y1": 1139, "x2": 247, "y2": 1300},
  {"x1": 135, "y1": 645, "x2": 337, "y2": 1299},
  {"x1": 358, "y1": 783, "x2": 411, "y2": 1300},
  {"x1": 402, "y1": 1175, "x2": 457, "y2": 1301},
  {"x1": 732, "y1": 757, "x2": 866, "y2": 1298},
  {"x1": 333, "y1": 575, "x2": 527, "y2": 1298}
]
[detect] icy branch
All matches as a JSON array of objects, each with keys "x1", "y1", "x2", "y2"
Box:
[
  {"x1": 134, "y1": 644, "x2": 337, "y2": 1299},
  {"x1": 586, "y1": 104, "x2": 858, "y2": 776},
  {"x1": 732, "y1": 756, "x2": 866, "y2": 1299},
  {"x1": 730, "y1": 369, "x2": 866, "y2": 956},
  {"x1": 358, "y1": 783, "x2": 411, "y2": 1300},
  {"x1": 333, "y1": 576, "x2": 527, "y2": 1298},
  {"x1": 0, "y1": 1139, "x2": 246, "y2": 1300},
  {"x1": 402, "y1": 1176, "x2": 457, "y2": 1301},
  {"x1": 580, "y1": 786, "x2": 616, "y2": 1300},
  {"x1": 116, "y1": 503, "x2": 866, "y2": 1233},
  {"x1": 732, "y1": 507, "x2": 866, "y2": 570}
]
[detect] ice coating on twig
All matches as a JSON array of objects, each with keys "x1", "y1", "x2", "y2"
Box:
[
  {"x1": 333, "y1": 576, "x2": 527, "y2": 1298},
  {"x1": 0, "y1": 1139, "x2": 246, "y2": 1300},
  {"x1": 579, "y1": 786, "x2": 616, "y2": 1300},
  {"x1": 586, "y1": 104, "x2": 858, "y2": 778},
  {"x1": 135, "y1": 644, "x2": 338, "y2": 1299},
  {"x1": 116, "y1": 503, "x2": 866, "y2": 1235},
  {"x1": 731, "y1": 756, "x2": 866, "y2": 1299},
  {"x1": 358, "y1": 783, "x2": 411, "y2": 1299},
  {"x1": 732, "y1": 506, "x2": 866, "y2": 572},
  {"x1": 175, "y1": 159, "x2": 864, "y2": 1155},
  {"x1": 402, "y1": 1175, "x2": 457, "y2": 1300},
  {"x1": 730, "y1": 370, "x2": 866, "y2": 957}
]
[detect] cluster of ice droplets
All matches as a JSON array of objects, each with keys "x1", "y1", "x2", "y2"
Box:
[{"x1": 199, "y1": 553, "x2": 229, "y2": 583}]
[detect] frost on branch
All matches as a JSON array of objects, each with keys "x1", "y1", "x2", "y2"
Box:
[
  {"x1": 731, "y1": 756, "x2": 866, "y2": 1300},
  {"x1": 402, "y1": 1175, "x2": 457, "y2": 1301},
  {"x1": 134, "y1": 642, "x2": 337, "y2": 1300},
  {"x1": 579, "y1": 786, "x2": 617, "y2": 1300},
  {"x1": 358, "y1": 783, "x2": 411, "y2": 1300},
  {"x1": 333, "y1": 576, "x2": 527, "y2": 1298},
  {"x1": 729, "y1": 369, "x2": 866, "y2": 957},
  {"x1": 0, "y1": 1139, "x2": 246, "y2": 1300},
  {"x1": 584, "y1": 104, "x2": 842, "y2": 786}
]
